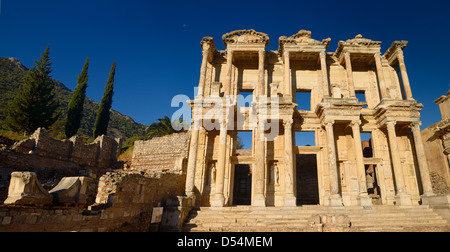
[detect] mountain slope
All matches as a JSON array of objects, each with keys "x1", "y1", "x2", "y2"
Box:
[{"x1": 0, "y1": 57, "x2": 147, "y2": 139}]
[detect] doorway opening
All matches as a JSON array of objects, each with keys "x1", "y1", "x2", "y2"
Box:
[
  {"x1": 296, "y1": 154, "x2": 320, "y2": 205},
  {"x1": 232, "y1": 164, "x2": 252, "y2": 205},
  {"x1": 366, "y1": 164, "x2": 381, "y2": 205}
]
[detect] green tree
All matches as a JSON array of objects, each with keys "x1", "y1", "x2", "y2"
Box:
[
  {"x1": 65, "y1": 57, "x2": 89, "y2": 138},
  {"x1": 93, "y1": 62, "x2": 116, "y2": 138},
  {"x1": 144, "y1": 116, "x2": 183, "y2": 140},
  {"x1": 6, "y1": 46, "x2": 60, "y2": 134}
]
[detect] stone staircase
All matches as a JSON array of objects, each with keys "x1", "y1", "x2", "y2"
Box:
[{"x1": 182, "y1": 205, "x2": 450, "y2": 232}]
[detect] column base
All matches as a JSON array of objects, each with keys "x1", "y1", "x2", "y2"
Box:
[
  {"x1": 358, "y1": 194, "x2": 372, "y2": 207},
  {"x1": 253, "y1": 194, "x2": 266, "y2": 207},
  {"x1": 395, "y1": 193, "x2": 412, "y2": 206},
  {"x1": 329, "y1": 194, "x2": 343, "y2": 207},
  {"x1": 422, "y1": 194, "x2": 450, "y2": 206},
  {"x1": 284, "y1": 194, "x2": 297, "y2": 207},
  {"x1": 211, "y1": 194, "x2": 225, "y2": 207}
]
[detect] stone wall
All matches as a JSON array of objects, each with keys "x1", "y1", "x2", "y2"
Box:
[
  {"x1": 9, "y1": 128, "x2": 122, "y2": 169},
  {"x1": 0, "y1": 131, "x2": 191, "y2": 232},
  {"x1": 131, "y1": 132, "x2": 190, "y2": 177},
  {"x1": 0, "y1": 169, "x2": 185, "y2": 232},
  {"x1": 0, "y1": 128, "x2": 122, "y2": 203}
]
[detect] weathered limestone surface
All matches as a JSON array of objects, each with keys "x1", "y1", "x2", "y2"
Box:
[
  {"x1": 131, "y1": 132, "x2": 190, "y2": 177},
  {"x1": 184, "y1": 29, "x2": 438, "y2": 210},
  {"x1": 4, "y1": 172, "x2": 52, "y2": 205},
  {"x1": 421, "y1": 90, "x2": 450, "y2": 211},
  {"x1": 49, "y1": 177, "x2": 93, "y2": 205}
]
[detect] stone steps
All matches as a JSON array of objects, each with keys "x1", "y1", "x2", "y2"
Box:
[{"x1": 182, "y1": 205, "x2": 450, "y2": 232}]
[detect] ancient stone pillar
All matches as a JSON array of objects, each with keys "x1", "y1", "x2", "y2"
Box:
[
  {"x1": 344, "y1": 52, "x2": 356, "y2": 98},
  {"x1": 212, "y1": 120, "x2": 228, "y2": 207},
  {"x1": 320, "y1": 50, "x2": 330, "y2": 97},
  {"x1": 396, "y1": 49, "x2": 413, "y2": 100},
  {"x1": 283, "y1": 119, "x2": 296, "y2": 206},
  {"x1": 253, "y1": 120, "x2": 266, "y2": 207},
  {"x1": 374, "y1": 52, "x2": 388, "y2": 99},
  {"x1": 350, "y1": 120, "x2": 372, "y2": 206},
  {"x1": 325, "y1": 120, "x2": 343, "y2": 206},
  {"x1": 185, "y1": 119, "x2": 201, "y2": 197},
  {"x1": 284, "y1": 51, "x2": 292, "y2": 99},
  {"x1": 225, "y1": 49, "x2": 234, "y2": 95},
  {"x1": 258, "y1": 50, "x2": 265, "y2": 97},
  {"x1": 410, "y1": 121, "x2": 435, "y2": 196},
  {"x1": 197, "y1": 44, "x2": 210, "y2": 97},
  {"x1": 386, "y1": 120, "x2": 412, "y2": 205}
]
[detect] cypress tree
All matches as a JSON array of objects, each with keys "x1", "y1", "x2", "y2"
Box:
[
  {"x1": 65, "y1": 57, "x2": 89, "y2": 138},
  {"x1": 93, "y1": 62, "x2": 116, "y2": 138},
  {"x1": 6, "y1": 45, "x2": 60, "y2": 134}
]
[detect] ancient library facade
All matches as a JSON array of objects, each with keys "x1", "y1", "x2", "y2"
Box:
[{"x1": 184, "y1": 29, "x2": 435, "y2": 208}]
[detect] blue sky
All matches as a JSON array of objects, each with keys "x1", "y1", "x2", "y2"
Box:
[{"x1": 0, "y1": 0, "x2": 449, "y2": 146}]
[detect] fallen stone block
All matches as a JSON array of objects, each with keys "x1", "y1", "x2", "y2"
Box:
[
  {"x1": 49, "y1": 177, "x2": 93, "y2": 206},
  {"x1": 4, "y1": 172, "x2": 52, "y2": 205}
]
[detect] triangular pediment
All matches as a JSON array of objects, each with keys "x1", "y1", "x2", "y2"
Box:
[{"x1": 222, "y1": 29, "x2": 270, "y2": 46}]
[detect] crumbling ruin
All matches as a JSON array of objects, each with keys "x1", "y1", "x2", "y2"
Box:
[{"x1": 1, "y1": 29, "x2": 450, "y2": 232}]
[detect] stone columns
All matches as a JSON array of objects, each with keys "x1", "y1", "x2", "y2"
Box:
[
  {"x1": 185, "y1": 119, "x2": 201, "y2": 197},
  {"x1": 251, "y1": 50, "x2": 267, "y2": 207},
  {"x1": 350, "y1": 120, "x2": 372, "y2": 206},
  {"x1": 320, "y1": 50, "x2": 330, "y2": 97},
  {"x1": 325, "y1": 120, "x2": 343, "y2": 206},
  {"x1": 410, "y1": 121, "x2": 435, "y2": 197},
  {"x1": 374, "y1": 52, "x2": 388, "y2": 99},
  {"x1": 344, "y1": 52, "x2": 356, "y2": 98},
  {"x1": 225, "y1": 49, "x2": 234, "y2": 95},
  {"x1": 284, "y1": 51, "x2": 292, "y2": 99},
  {"x1": 212, "y1": 120, "x2": 228, "y2": 207},
  {"x1": 396, "y1": 49, "x2": 413, "y2": 100},
  {"x1": 254, "y1": 120, "x2": 266, "y2": 207},
  {"x1": 258, "y1": 50, "x2": 265, "y2": 97},
  {"x1": 385, "y1": 120, "x2": 412, "y2": 205},
  {"x1": 197, "y1": 44, "x2": 210, "y2": 97},
  {"x1": 283, "y1": 119, "x2": 296, "y2": 206}
]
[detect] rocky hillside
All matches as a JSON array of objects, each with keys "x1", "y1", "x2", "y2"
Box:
[{"x1": 0, "y1": 57, "x2": 147, "y2": 139}]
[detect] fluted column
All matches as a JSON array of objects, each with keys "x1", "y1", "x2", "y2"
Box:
[
  {"x1": 253, "y1": 120, "x2": 266, "y2": 207},
  {"x1": 212, "y1": 120, "x2": 228, "y2": 207},
  {"x1": 197, "y1": 44, "x2": 210, "y2": 97},
  {"x1": 386, "y1": 120, "x2": 412, "y2": 205},
  {"x1": 284, "y1": 51, "x2": 292, "y2": 99},
  {"x1": 396, "y1": 49, "x2": 413, "y2": 100},
  {"x1": 320, "y1": 50, "x2": 330, "y2": 97},
  {"x1": 325, "y1": 120, "x2": 343, "y2": 206},
  {"x1": 258, "y1": 50, "x2": 265, "y2": 97},
  {"x1": 374, "y1": 52, "x2": 388, "y2": 99},
  {"x1": 185, "y1": 119, "x2": 201, "y2": 197},
  {"x1": 410, "y1": 121, "x2": 435, "y2": 196},
  {"x1": 344, "y1": 52, "x2": 356, "y2": 98},
  {"x1": 224, "y1": 49, "x2": 234, "y2": 95},
  {"x1": 350, "y1": 120, "x2": 372, "y2": 206},
  {"x1": 283, "y1": 119, "x2": 296, "y2": 206}
]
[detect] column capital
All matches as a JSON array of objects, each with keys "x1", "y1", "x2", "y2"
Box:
[
  {"x1": 323, "y1": 120, "x2": 335, "y2": 128},
  {"x1": 386, "y1": 120, "x2": 396, "y2": 127},
  {"x1": 283, "y1": 118, "x2": 293, "y2": 127},
  {"x1": 350, "y1": 120, "x2": 362, "y2": 128},
  {"x1": 410, "y1": 121, "x2": 422, "y2": 128}
]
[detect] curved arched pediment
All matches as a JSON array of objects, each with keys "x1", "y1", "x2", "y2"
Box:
[{"x1": 222, "y1": 29, "x2": 270, "y2": 46}]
